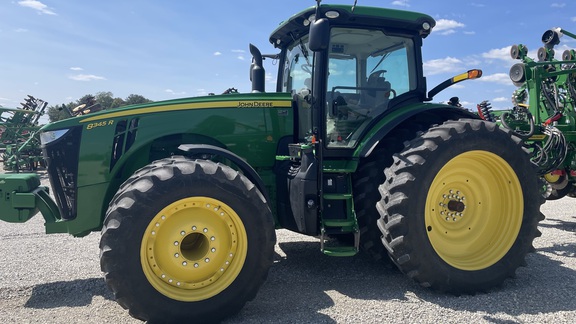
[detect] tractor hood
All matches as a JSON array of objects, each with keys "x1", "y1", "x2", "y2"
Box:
[{"x1": 40, "y1": 92, "x2": 293, "y2": 133}]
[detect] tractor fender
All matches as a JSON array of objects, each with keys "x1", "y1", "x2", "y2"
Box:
[
  {"x1": 178, "y1": 144, "x2": 270, "y2": 203},
  {"x1": 357, "y1": 105, "x2": 479, "y2": 158}
]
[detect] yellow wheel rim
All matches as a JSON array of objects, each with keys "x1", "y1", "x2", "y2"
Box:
[
  {"x1": 140, "y1": 197, "x2": 248, "y2": 301},
  {"x1": 425, "y1": 151, "x2": 523, "y2": 271}
]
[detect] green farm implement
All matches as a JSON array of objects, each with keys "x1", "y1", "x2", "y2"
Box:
[
  {"x1": 0, "y1": 95, "x2": 47, "y2": 171},
  {"x1": 477, "y1": 28, "x2": 576, "y2": 199}
]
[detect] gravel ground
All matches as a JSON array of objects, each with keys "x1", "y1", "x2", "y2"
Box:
[{"x1": 1, "y1": 170, "x2": 576, "y2": 323}]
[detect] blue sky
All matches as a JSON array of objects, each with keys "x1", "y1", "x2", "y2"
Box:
[{"x1": 1, "y1": 0, "x2": 575, "y2": 118}]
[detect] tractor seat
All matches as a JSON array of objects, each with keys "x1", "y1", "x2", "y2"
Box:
[{"x1": 361, "y1": 74, "x2": 392, "y2": 116}]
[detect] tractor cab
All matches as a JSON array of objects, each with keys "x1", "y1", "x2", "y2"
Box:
[
  {"x1": 270, "y1": 5, "x2": 433, "y2": 151},
  {"x1": 263, "y1": 4, "x2": 436, "y2": 255}
]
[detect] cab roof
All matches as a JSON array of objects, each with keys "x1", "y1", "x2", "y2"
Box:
[{"x1": 269, "y1": 4, "x2": 436, "y2": 48}]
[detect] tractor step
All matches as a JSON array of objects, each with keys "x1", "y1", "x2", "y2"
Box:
[
  {"x1": 323, "y1": 193, "x2": 352, "y2": 200},
  {"x1": 320, "y1": 227, "x2": 360, "y2": 257},
  {"x1": 322, "y1": 246, "x2": 358, "y2": 257},
  {"x1": 323, "y1": 219, "x2": 356, "y2": 227},
  {"x1": 319, "y1": 172, "x2": 359, "y2": 256}
]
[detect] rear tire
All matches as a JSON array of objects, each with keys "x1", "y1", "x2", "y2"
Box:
[
  {"x1": 377, "y1": 119, "x2": 543, "y2": 293},
  {"x1": 100, "y1": 157, "x2": 276, "y2": 323},
  {"x1": 352, "y1": 113, "x2": 446, "y2": 261},
  {"x1": 353, "y1": 146, "x2": 395, "y2": 261}
]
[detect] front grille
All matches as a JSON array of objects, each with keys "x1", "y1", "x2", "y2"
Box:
[{"x1": 43, "y1": 126, "x2": 82, "y2": 220}]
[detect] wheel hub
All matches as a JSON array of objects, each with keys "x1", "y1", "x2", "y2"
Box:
[
  {"x1": 425, "y1": 150, "x2": 524, "y2": 271},
  {"x1": 155, "y1": 222, "x2": 236, "y2": 290},
  {"x1": 437, "y1": 189, "x2": 466, "y2": 222},
  {"x1": 141, "y1": 197, "x2": 247, "y2": 301},
  {"x1": 447, "y1": 200, "x2": 465, "y2": 213}
]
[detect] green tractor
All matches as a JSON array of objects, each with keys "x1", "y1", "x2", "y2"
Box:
[
  {"x1": 477, "y1": 28, "x2": 576, "y2": 200},
  {"x1": 0, "y1": 3, "x2": 543, "y2": 323}
]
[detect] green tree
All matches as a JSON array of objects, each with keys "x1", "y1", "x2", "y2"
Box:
[
  {"x1": 95, "y1": 92, "x2": 115, "y2": 110},
  {"x1": 45, "y1": 92, "x2": 153, "y2": 122},
  {"x1": 125, "y1": 94, "x2": 152, "y2": 106},
  {"x1": 46, "y1": 103, "x2": 74, "y2": 122},
  {"x1": 110, "y1": 97, "x2": 126, "y2": 109}
]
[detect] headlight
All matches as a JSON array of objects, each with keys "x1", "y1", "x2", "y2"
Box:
[{"x1": 40, "y1": 129, "x2": 70, "y2": 145}]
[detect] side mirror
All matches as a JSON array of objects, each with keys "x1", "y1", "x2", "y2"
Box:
[{"x1": 309, "y1": 18, "x2": 330, "y2": 52}]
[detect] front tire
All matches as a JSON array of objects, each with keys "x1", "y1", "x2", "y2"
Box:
[
  {"x1": 377, "y1": 119, "x2": 543, "y2": 293},
  {"x1": 100, "y1": 157, "x2": 276, "y2": 323}
]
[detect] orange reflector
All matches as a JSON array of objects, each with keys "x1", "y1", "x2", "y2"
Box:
[{"x1": 468, "y1": 69, "x2": 482, "y2": 79}]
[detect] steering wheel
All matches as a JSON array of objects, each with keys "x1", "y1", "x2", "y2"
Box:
[
  {"x1": 368, "y1": 69, "x2": 387, "y2": 79},
  {"x1": 367, "y1": 70, "x2": 396, "y2": 98},
  {"x1": 302, "y1": 64, "x2": 313, "y2": 74}
]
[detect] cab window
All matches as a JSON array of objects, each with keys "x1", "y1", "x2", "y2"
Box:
[
  {"x1": 283, "y1": 35, "x2": 315, "y2": 141},
  {"x1": 326, "y1": 28, "x2": 415, "y2": 148}
]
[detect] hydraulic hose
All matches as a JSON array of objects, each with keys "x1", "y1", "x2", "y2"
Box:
[{"x1": 500, "y1": 110, "x2": 535, "y2": 139}]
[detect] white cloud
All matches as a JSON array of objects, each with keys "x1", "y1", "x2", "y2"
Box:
[
  {"x1": 14, "y1": 28, "x2": 28, "y2": 33},
  {"x1": 482, "y1": 46, "x2": 512, "y2": 61},
  {"x1": 196, "y1": 89, "x2": 209, "y2": 96},
  {"x1": 551, "y1": 3, "x2": 566, "y2": 8},
  {"x1": 492, "y1": 97, "x2": 509, "y2": 102},
  {"x1": 467, "y1": 58, "x2": 482, "y2": 66},
  {"x1": 231, "y1": 49, "x2": 246, "y2": 60},
  {"x1": 70, "y1": 67, "x2": 83, "y2": 71},
  {"x1": 213, "y1": 51, "x2": 222, "y2": 56},
  {"x1": 435, "y1": 19, "x2": 465, "y2": 31},
  {"x1": 572, "y1": 17, "x2": 576, "y2": 22},
  {"x1": 18, "y1": 0, "x2": 56, "y2": 15},
  {"x1": 477, "y1": 73, "x2": 511, "y2": 85},
  {"x1": 463, "y1": 31, "x2": 476, "y2": 35},
  {"x1": 423, "y1": 57, "x2": 463, "y2": 75},
  {"x1": 434, "y1": 19, "x2": 465, "y2": 35},
  {"x1": 265, "y1": 72, "x2": 276, "y2": 84},
  {"x1": 165, "y1": 89, "x2": 186, "y2": 95},
  {"x1": 470, "y1": 3, "x2": 485, "y2": 7},
  {"x1": 481, "y1": 46, "x2": 517, "y2": 67},
  {"x1": 391, "y1": 0, "x2": 410, "y2": 7},
  {"x1": 69, "y1": 74, "x2": 106, "y2": 81}
]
